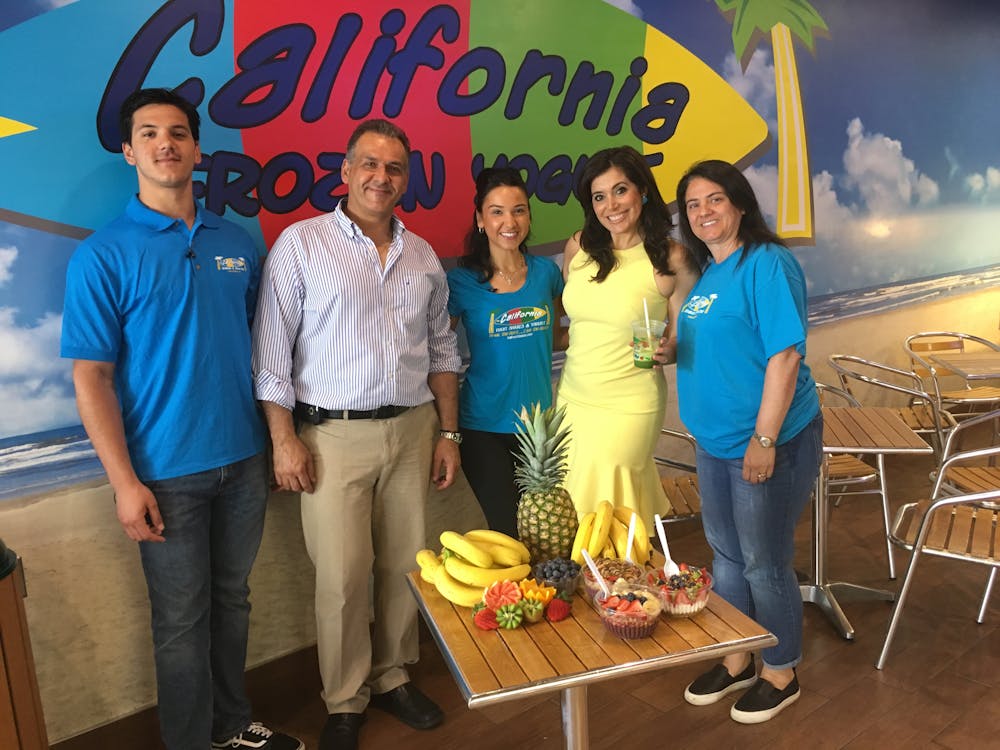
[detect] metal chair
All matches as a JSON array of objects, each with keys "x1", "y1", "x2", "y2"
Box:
[
  {"x1": 816, "y1": 383, "x2": 897, "y2": 578},
  {"x1": 904, "y1": 331, "x2": 1000, "y2": 421},
  {"x1": 935, "y1": 407, "x2": 1000, "y2": 496},
  {"x1": 828, "y1": 354, "x2": 957, "y2": 462},
  {"x1": 653, "y1": 428, "x2": 701, "y2": 523},
  {"x1": 875, "y1": 444, "x2": 1000, "y2": 669}
]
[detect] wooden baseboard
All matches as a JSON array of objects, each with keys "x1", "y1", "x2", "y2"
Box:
[{"x1": 51, "y1": 646, "x2": 321, "y2": 750}]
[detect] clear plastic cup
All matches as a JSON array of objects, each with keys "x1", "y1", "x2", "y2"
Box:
[{"x1": 631, "y1": 319, "x2": 667, "y2": 369}]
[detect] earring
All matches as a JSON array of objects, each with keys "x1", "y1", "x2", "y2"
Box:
[
  {"x1": 641, "y1": 194, "x2": 648, "y2": 205},
  {"x1": 478, "y1": 226, "x2": 484, "y2": 234}
]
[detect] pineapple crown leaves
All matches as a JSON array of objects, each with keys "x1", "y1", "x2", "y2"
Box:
[{"x1": 512, "y1": 403, "x2": 571, "y2": 491}]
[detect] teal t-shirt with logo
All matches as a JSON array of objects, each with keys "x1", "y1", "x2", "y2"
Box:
[
  {"x1": 447, "y1": 253, "x2": 564, "y2": 433},
  {"x1": 676, "y1": 242, "x2": 819, "y2": 459}
]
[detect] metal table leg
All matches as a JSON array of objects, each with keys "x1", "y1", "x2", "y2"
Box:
[
  {"x1": 801, "y1": 456, "x2": 895, "y2": 640},
  {"x1": 561, "y1": 685, "x2": 588, "y2": 749}
]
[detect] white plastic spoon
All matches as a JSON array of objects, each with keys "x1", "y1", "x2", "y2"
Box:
[
  {"x1": 581, "y1": 549, "x2": 611, "y2": 597},
  {"x1": 654, "y1": 513, "x2": 681, "y2": 578},
  {"x1": 624, "y1": 512, "x2": 637, "y2": 563}
]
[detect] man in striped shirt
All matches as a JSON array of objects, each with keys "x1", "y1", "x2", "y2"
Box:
[{"x1": 251, "y1": 119, "x2": 461, "y2": 750}]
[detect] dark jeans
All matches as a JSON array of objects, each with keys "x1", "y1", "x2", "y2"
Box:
[
  {"x1": 460, "y1": 429, "x2": 520, "y2": 538},
  {"x1": 138, "y1": 452, "x2": 268, "y2": 749},
  {"x1": 695, "y1": 413, "x2": 823, "y2": 670}
]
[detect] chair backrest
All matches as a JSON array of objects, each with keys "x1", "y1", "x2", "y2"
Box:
[
  {"x1": 816, "y1": 381, "x2": 862, "y2": 407},
  {"x1": 939, "y1": 407, "x2": 1000, "y2": 463},
  {"x1": 904, "y1": 331, "x2": 1000, "y2": 381},
  {"x1": 932, "y1": 442, "x2": 1000, "y2": 500}
]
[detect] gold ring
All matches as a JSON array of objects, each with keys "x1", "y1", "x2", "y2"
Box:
[{"x1": 757, "y1": 473, "x2": 766, "y2": 479}]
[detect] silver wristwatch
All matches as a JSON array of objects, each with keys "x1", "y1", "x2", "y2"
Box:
[
  {"x1": 439, "y1": 430, "x2": 463, "y2": 445},
  {"x1": 752, "y1": 432, "x2": 775, "y2": 448}
]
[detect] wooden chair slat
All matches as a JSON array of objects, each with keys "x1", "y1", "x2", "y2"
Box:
[
  {"x1": 924, "y1": 507, "x2": 953, "y2": 550},
  {"x1": 968, "y1": 508, "x2": 996, "y2": 559},
  {"x1": 947, "y1": 507, "x2": 974, "y2": 555}
]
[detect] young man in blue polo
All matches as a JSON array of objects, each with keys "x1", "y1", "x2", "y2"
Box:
[{"x1": 61, "y1": 87, "x2": 301, "y2": 750}]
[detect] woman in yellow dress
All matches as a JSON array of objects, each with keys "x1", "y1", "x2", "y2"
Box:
[{"x1": 558, "y1": 146, "x2": 699, "y2": 527}]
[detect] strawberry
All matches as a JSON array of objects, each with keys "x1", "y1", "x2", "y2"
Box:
[
  {"x1": 616, "y1": 599, "x2": 632, "y2": 612},
  {"x1": 546, "y1": 597, "x2": 572, "y2": 622},
  {"x1": 605, "y1": 595, "x2": 621, "y2": 609},
  {"x1": 626, "y1": 600, "x2": 644, "y2": 613},
  {"x1": 473, "y1": 608, "x2": 499, "y2": 630}
]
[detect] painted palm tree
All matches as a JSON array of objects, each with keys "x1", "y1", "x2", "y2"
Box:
[{"x1": 714, "y1": 0, "x2": 828, "y2": 243}]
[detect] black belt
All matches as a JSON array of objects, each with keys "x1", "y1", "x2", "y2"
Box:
[{"x1": 295, "y1": 402, "x2": 412, "y2": 424}]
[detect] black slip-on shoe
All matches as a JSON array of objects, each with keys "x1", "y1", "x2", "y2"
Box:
[
  {"x1": 730, "y1": 672, "x2": 800, "y2": 724},
  {"x1": 683, "y1": 656, "x2": 757, "y2": 706}
]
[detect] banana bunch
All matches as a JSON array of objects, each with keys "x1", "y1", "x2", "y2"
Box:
[
  {"x1": 570, "y1": 501, "x2": 650, "y2": 564},
  {"x1": 416, "y1": 529, "x2": 532, "y2": 608}
]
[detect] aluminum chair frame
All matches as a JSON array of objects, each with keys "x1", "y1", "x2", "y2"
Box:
[
  {"x1": 653, "y1": 428, "x2": 701, "y2": 522},
  {"x1": 828, "y1": 353, "x2": 957, "y2": 462},
  {"x1": 904, "y1": 331, "x2": 1000, "y2": 420},
  {"x1": 876, "y1": 444, "x2": 1000, "y2": 669}
]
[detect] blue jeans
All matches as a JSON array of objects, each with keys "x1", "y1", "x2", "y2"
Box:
[
  {"x1": 696, "y1": 413, "x2": 823, "y2": 670},
  {"x1": 138, "y1": 452, "x2": 268, "y2": 749}
]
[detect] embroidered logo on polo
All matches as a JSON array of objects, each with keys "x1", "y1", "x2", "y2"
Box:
[
  {"x1": 488, "y1": 306, "x2": 550, "y2": 339},
  {"x1": 681, "y1": 293, "x2": 718, "y2": 319},
  {"x1": 214, "y1": 256, "x2": 248, "y2": 273}
]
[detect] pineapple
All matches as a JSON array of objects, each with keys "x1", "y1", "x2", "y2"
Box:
[{"x1": 513, "y1": 403, "x2": 579, "y2": 562}]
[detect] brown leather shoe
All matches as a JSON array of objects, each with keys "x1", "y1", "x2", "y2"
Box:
[
  {"x1": 370, "y1": 682, "x2": 443, "y2": 730},
  {"x1": 319, "y1": 713, "x2": 365, "y2": 750}
]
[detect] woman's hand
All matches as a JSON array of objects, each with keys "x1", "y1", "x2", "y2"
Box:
[{"x1": 743, "y1": 439, "x2": 775, "y2": 484}]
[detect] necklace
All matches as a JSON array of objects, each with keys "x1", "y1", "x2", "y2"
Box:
[{"x1": 495, "y1": 260, "x2": 526, "y2": 285}]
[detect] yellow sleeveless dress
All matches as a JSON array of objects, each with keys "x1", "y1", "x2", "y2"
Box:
[{"x1": 557, "y1": 243, "x2": 671, "y2": 529}]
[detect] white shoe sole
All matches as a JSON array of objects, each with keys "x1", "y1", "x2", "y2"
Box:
[
  {"x1": 683, "y1": 674, "x2": 758, "y2": 706},
  {"x1": 730, "y1": 688, "x2": 799, "y2": 723}
]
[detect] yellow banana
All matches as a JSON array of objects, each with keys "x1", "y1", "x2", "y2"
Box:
[
  {"x1": 600, "y1": 541, "x2": 615, "y2": 559},
  {"x1": 434, "y1": 565, "x2": 485, "y2": 608},
  {"x1": 587, "y1": 501, "x2": 614, "y2": 558},
  {"x1": 463, "y1": 529, "x2": 531, "y2": 563},
  {"x1": 415, "y1": 548, "x2": 443, "y2": 584},
  {"x1": 608, "y1": 518, "x2": 630, "y2": 559},
  {"x1": 612, "y1": 506, "x2": 650, "y2": 562},
  {"x1": 443, "y1": 556, "x2": 531, "y2": 588},
  {"x1": 478, "y1": 541, "x2": 524, "y2": 568},
  {"x1": 440, "y1": 530, "x2": 493, "y2": 568},
  {"x1": 571, "y1": 512, "x2": 596, "y2": 564}
]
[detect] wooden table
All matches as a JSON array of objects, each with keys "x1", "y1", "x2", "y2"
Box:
[
  {"x1": 928, "y1": 350, "x2": 1000, "y2": 380},
  {"x1": 802, "y1": 406, "x2": 934, "y2": 640},
  {"x1": 408, "y1": 571, "x2": 775, "y2": 749}
]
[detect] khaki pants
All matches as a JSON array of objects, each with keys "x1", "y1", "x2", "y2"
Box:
[{"x1": 298, "y1": 402, "x2": 436, "y2": 714}]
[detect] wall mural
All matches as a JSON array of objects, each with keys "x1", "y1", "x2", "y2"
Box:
[{"x1": 1, "y1": 0, "x2": 998, "y2": 502}]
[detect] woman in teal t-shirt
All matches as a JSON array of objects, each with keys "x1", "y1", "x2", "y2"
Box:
[{"x1": 447, "y1": 168, "x2": 564, "y2": 536}]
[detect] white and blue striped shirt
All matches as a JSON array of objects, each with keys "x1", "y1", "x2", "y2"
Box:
[{"x1": 252, "y1": 200, "x2": 460, "y2": 411}]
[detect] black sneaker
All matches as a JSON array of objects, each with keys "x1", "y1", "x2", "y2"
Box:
[
  {"x1": 212, "y1": 722, "x2": 305, "y2": 750},
  {"x1": 683, "y1": 656, "x2": 756, "y2": 706},
  {"x1": 730, "y1": 672, "x2": 800, "y2": 724}
]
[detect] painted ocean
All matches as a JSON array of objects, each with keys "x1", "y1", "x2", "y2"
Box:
[
  {"x1": 0, "y1": 425, "x2": 105, "y2": 502},
  {"x1": 1, "y1": 263, "x2": 997, "y2": 503}
]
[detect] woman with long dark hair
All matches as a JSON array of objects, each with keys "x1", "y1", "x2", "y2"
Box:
[
  {"x1": 557, "y1": 146, "x2": 699, "y2": 528},
  {"x1": 447, "y1": 167, "x2": 564, "y2": 535},
  {"x1": 674, "y1": 159, "x2": 822, "y2": 723}
]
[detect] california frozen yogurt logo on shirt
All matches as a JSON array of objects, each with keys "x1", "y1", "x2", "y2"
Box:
[
  {"x1": 489, "y1": 306, "x2": 550, "y2": 339},
  {"x1": 214, "y1": 256, "x2": 248, "y2": 273},
  {"x1": 681, "y1": 293, "x2": 717, "y2": 319}
]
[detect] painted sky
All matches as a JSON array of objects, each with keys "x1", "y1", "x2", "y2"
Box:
[{"x1": 626, "y1": 0, "x2": 1000, "y2": 295}]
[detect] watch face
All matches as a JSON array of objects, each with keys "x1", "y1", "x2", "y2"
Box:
[{"x1": 755, "y1": 433, "x2": 773, "y2": 448}]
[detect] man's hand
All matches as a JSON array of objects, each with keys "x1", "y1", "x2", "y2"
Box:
[
  {"x1": 271, "y1": 433, "x2": 316, "y2": 493},
  {"x1": 115, "y1": 481, "x2": 165, "y2": 542},
  {"x1": 431, "y1": 437, "x2": 461, "y2": 489}
]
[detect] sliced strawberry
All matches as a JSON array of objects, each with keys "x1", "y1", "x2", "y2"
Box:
[{"x1": 604, "y1": 596, "x2": 621, "y2": 609}]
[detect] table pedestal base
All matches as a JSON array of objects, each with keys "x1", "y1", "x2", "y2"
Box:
[
  {"x1": 561, "y1": 685, "x2": 588, "y2": 750},
  {"x1": 801, "y1": 582, "x2": 895, "y2": 640}
]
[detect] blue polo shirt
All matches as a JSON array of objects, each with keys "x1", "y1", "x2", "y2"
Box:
[{"x1": 61, "y1": 196, "x2": 265, "y2": 481}]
